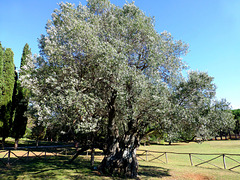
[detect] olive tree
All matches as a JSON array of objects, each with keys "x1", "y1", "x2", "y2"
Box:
[
  {"x1": 164, "y1": 71, "x2": 234, "y2": 143},
  {"x1": 19, "y1": 0, "x2": 233, "y2": 178}
]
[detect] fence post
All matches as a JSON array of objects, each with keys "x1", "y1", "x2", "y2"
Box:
[
  {"x1": 45, "y1": 149, "x2": 47, "y2": 160},
  {"x1": 146, "y1": 150, "x2": 148, "y2": 161},
  {"x1": 223, "y1": 154, "x2": 227, "y2": 169},
  {"x1": 27, "y1": 150, "x2": 29, "y2": 161},
  {"x1": 165, "y1": 152, "x2": 168, "y2": 164},
  {"x1": 56, "y1": 148, "x2": 58, "y2": 156},
  {"x1": 7, "y1": 150, "x2": 11, "y2": 166},
  {"x1": 189, "y1": 153, "x2": 193, "y2": 166}
]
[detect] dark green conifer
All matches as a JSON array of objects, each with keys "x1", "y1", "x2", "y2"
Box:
[
  {"x1": 11, "y1": 43, "x2": 31, "y2": 148},
  {"x1": 0, "y1": 48, "x2": 15, "y2": 147},
  {"x1": 20, "y1": 43, "x2": 31, "y2": 68},
  {"x1": 0, "y1": 42, "x2": 4, "y2": 106},
  {"x1": 11, "y1": 73, "x2": 28, "y2": 149},
  {"x1": 2, "y1": 48, "x2": 15, "y2": 104}
]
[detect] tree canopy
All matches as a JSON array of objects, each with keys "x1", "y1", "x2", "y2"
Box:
[
  {"x1": 20, "y1": 0, "x2": 234, "y2": 177},
  {"x1": 232, "y1": 109, "x2": 240, "y2": 134}
]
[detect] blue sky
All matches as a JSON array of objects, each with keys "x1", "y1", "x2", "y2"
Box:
[{"x1": 0, "y1": 0, "x2": 239, "y2": 109}]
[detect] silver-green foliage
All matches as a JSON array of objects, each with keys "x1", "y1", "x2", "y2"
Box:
[
  {"x1": 20, "y1": 0, "x2": 233, "y2": 142},
  {"x1": 164, "y1": 71, "x2": 234, "y2": 142},
  {"x1": 21, "y1": 1, "x2": 187, "y2": 134}
]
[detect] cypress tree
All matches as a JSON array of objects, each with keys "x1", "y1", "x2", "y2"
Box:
[
  {"x1": 11, "y1": 73, "x2": 28, "y2": 149},
  {"x1": 20, "y1": 43, "x2": 31, "y2": 69},
  {"x1": 2, "y1": 48, "x2": 15, "y2": 104},
  {"x1": 11, "y1": 43, "x2": 31, "y2": 148},
  {"x1": 19, "y1": 43, "x2": 31, "y2": 97},
  {"x1": 0, "y1": 48, "x2": 15, "y2": 147},
  {"x1": 0, "y1": 42, "x2": 4, "y2": 106},
  {"x1": 0, "y1": 42, "x2": 4, "y2": 136}
]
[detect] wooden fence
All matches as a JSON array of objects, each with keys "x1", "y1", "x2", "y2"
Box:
[
  {"x1": 1, "y1": 146, "x2": 240, "y2": 173},
  {"x1": 0, "y1": 145, "x2": 76, "y2": 166},
  {"x1": 137, "y1": 149, "x2": 240, "y2": 172}
]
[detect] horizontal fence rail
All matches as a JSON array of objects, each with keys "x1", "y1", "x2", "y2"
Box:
[
  {"x1": 137, "y1": 149, "x2": 240, "y2": 172},
  {"x1": 1, "y1": 145, "x2": 240, "y2": 173},
  {"x1": 0, "y1": 145, "x2": 76, "y2": 166}
]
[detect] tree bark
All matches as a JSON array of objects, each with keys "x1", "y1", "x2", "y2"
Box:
[
  {"x1": 99, "y1": 134, "x2": 139, "y2": 178},
  {"x1": 90, "y1": 148, "x2": 95, "y2": 166},
  {"x1": 36, "y1": 139, "x2": 39, "y2": 147},
  {"x1": 98, "y1": 84, "x2": 142, "y2": 178},
  {"x1": 68, "y1": 146, "x2": 89, "y2": 164}
]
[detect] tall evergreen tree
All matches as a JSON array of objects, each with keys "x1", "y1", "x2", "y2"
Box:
[
  {"x1": 19, "y1": 43, "x2": 31, "y2": 98},
  {"x1": 11, "y1": 75, "x2": 28, "y2": 149},
  {"x1": 20, "y1": 43, "x2": 31, "y2": 69},
  {"x1": 2, "y1": 48, "x2": 15, "y2": 104},
  {"x1": 0, "y1": 48, "x2": 15, "y2": 147},
  {"x1": 11, "y1": 44, "x2": 31, "y2": 148},
  {"x1": 0, "y1": 42, "x2": 4, "y2": 107}
]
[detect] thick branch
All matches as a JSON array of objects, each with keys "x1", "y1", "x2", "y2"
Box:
[
  {"x1": 106, "y1": 89, "x2": 118, "y2": 153},
  {"x1": 68, "y1": 145, "x2": 89, "y2": 164}
]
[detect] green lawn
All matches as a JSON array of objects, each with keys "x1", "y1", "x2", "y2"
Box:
[
  {"x1": 140, "y1": 140, "x2": 240, "y2": 154},
  {"x1": 0, "y1": 156, "x2": 106, "y2": 180},
  {"x1": 139, "y1": 140, "x2": 240, "y2": 168},
  {"x1": 138, "y1": 140, "x2": 240, "y2": 179},
  {"x1": 1, "y1": 140, "x2": 240, "y2": 179}
]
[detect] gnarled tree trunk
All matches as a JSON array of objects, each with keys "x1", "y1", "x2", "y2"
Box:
[
  {"x1": 98, "y1": 86, "x2": 141, "y2": 178},
  {"x1": 99, "y1": 134, "x2": 140, "y2": 178}
]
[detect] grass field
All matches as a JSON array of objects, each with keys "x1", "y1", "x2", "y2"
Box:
[
  {"x1": 138, "y1": 140, "x2": 240, "y2": 168},
  {"x1": 1, "y1": 139, "x2": 240, "y2": 179},
  {"x1": 138, "y1": 140, "x2": 240, "y2": 179}
]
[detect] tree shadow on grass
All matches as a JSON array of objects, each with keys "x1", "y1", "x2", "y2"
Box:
[
  {"x1": 0, "y1": 156, "x2": 172, "y2": 179},
  {"x1": 138, "y1": 164, "x2": 170, "y2": 179},
  {"x1": 0, "y1": 156, "x2": 102, "y2": 180}
]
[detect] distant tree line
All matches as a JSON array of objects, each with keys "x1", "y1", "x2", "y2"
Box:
[{"x1": 232, "y1": 109, "x2": 240, "y2": 135}]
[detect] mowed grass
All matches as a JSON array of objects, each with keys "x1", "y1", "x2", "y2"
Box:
[
  {"x1": 0, "y1": 156, "x2": 107, "y2": 180},
  {"x1": 138, "y1": 140, "x2": 240, "y2": 167},
  {"x1": 138, "y1": 140, "x2": 240, "y2": 179},
  {"x1": 1, "y1": 140, "x2": 240, "y2": 179}
]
